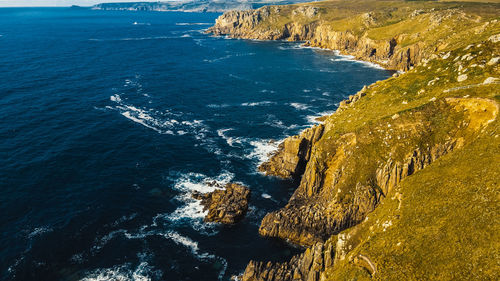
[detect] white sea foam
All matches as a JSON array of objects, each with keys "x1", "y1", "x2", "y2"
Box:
[
  {"x1": 80, "y1": 262, "x2": 153, "y2": 281},
  {"x1": 180, "y1": 34, "x2": 191, "y2": 38},
  {"x1": 260, "y1": 89, "x2": 276, "y2": 93},
  {"x1": 241, "y1": 101, "x2": 275, "y2": 107},
  {"x1": 248, "y1": 139, "x2": 279, "y2": 165},
  {"x1": 175, "y1": 22, "x2": 212, "y2": 26},
  {"x1": 217, "y1": 128, "x2": 242, "y2": 147},
  {"x1": 330, "y1": 51, "x2": 385, "y2": 69},
  {"x1": 163, "y1": 231, "x2": 200, "y2": 255},
  {"x1": 206, "y1": 103, "x2": 230, "y2": 109},
  {"x1": 167, "y1": 171, "x2": 234, "y2": 221},
  {"x1": 27, "y1": 226, "x2": 53, "y2": 239},
  {"x1": 289, "y1": 102, "x2": 310, "y2": 110},
  {"x1": 132, "y1": 22, "x2": 151, "y2": 26},
  {"x1": 261, "y1": 193, "x2": 272, "y2": 199},
  {"x1": 89, "y1": 36, "x2": 173, "y2": 42},
  {"x1": 80, "y1": 252, "x2": 160, "y2": 281},
  {"x1": 107, "y1": 84, "x2": 208, "y2": 137},
  {"x1": 306, "y1": 110, "x2": 335, "y2": 124},
  {"x1": 204, "y1": 53, "x2": 255, "y2": 63}
]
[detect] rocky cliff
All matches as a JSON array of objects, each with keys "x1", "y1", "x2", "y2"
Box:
[
  {"x1": 208, "y1": 1, "x2": 500, "y2": 71},
  {"x1": 209, "y1": 1, "x2": 500, "y2": 280}
]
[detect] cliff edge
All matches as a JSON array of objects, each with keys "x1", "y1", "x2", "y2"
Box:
[{"x1": 209, "y1": 0, "x2": 500, "y2": 280}]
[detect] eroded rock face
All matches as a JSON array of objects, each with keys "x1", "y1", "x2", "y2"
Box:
[
  {"x1": 257, "y1": 98, "x2": 496, "y2": 246},
  {"x1": 241, "y1": 96, "x2": 498, "y2": 280},
  {"x1": 259, "y1": 124, "x2": 324, "y2": 180},
  {"x1": 207, "y1": 7, "x2": 473, "y2": 71},
  {"x1": 242, "y1": 238, "x2": 336, "y2": 281},
  {"x1": 193, "y1": 183, "x2": 250, "y2": 224}
]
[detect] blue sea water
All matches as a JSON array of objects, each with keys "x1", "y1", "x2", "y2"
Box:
[{"x1": 0, "y1": 8, "x2": 392, "y2": 281}]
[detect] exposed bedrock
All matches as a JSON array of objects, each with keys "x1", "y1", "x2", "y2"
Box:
[
  {"x1": 258, "y1": 98, "x2": 497, "y2": 247},
  {"x1": 207, "y1": 5, "x2": 474, "y2": 71},
  {"x1": 192, "y1": 183, "x2": 250, "y2": 224},
  {"x1": 242, "y1": 237, "x2": 336, "y2": 281},
  {"x1": 259, "y1": 124, "x2": 324, "y2": 180},
  {"x1": 244, "y1": 97, "x2": 498, "y2": 280}
]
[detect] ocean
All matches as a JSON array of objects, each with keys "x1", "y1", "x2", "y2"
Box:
[{"x1": 0, "y1": 8, "x2": 392, "y2": 281}]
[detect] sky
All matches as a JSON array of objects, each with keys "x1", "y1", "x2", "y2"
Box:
[{"x1": 0, "y1": 0, "x2": 161, "y2": 7}]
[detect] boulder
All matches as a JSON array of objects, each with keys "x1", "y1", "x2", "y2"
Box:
[{"x1": 193, "y1": 183, "x2": 250, "y2": 224}]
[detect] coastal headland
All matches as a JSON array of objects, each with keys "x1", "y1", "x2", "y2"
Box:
[{"x1": 208, "y1": 0, "x2": 500, "y2": 280}]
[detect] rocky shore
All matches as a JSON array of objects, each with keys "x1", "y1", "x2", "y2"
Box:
[
  {"x1": 208, "y1": 0, "x2": 500, "y2": 280},
  {"x1": 193, "y1": 182, "x2": 250, "y2": 224}
]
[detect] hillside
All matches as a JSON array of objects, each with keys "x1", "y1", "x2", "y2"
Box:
[{"x1": 208, "y1": 0, "x2": 500, "y2": 280}]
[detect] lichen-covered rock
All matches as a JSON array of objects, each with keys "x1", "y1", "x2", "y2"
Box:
[{"x1": 193, "y1": 183, "x2": 250, "y2": 224}]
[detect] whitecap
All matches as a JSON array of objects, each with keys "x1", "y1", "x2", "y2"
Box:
[
  {"x1": 288, "y1": 102, "x2": 310, "y2": 110},
  {"x1": 175, "y1": 22, "x2": 212, "y2": 26},
  {"x1": 108, "y1": 88, "x2": 208, "y2": 137},
  {"x1": 306, "y1": 110, "x2": 335, "y2": 124},
  {"x1": 27, "y1": 226, "x2": 53, "y2": 239},
  {"x1": 110, "y1": 94, "x2": 122, "y2": 102},
  {"x1": 260, "y1": 89, "x2": 276, "y2": 93},
  {"x1": 89, "y1": 36, "x2": 173, "y2": 42},
  {"x1": 248, "y1": 139, "x2": 279, "y2": 165},
  {"x1": 79, "y1": 260, "x2": 159, "y2": 281},
  {"x1": 206, "y1": 103, "x2": 230, "y2": 109},
  {"x1": 180, "y1": 34, "x2": 191, "y2": 38},
  {"x1": 241, "y1": 101, "x2": 275, "y2": 107},
  {"x1": 261, "y1": 193, "x2": 272, "y2": 199},
  {"x1": 204, "y1": 53, "x2": 255, "y2": 63},
  {"x1": 217, "y1": 128, "x2": 241, "y2": 147}
]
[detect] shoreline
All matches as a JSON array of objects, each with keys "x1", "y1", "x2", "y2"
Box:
[{"x1": 206, "y1": 1, "x2": 500, "y2": 280}]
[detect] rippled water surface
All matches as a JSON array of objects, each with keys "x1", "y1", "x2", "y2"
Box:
[{"x1": 0, "y1": 8, "x2": 391, "y2": 281}]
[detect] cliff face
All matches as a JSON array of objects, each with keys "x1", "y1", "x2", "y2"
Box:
[
  {"x1": 259, "y1": 124, "x2": 324, "y2": 180},
  {"x1": 258, "y1": 97, "x2": 495, "y2": 247},
  {"x1": 208, "y1": 1, "x2": 500, "y2": 280},
  {"x1": 208, "y1": 1, "x2": 500, "y2": 71}
]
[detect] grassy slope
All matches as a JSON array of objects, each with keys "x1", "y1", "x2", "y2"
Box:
[{"x1": 317, "y1": 23, "x2": 500, "y2": 281}]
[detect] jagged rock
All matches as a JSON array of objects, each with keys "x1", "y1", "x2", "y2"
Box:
[
  {"x1": 192, "y1": 183, "x2": 250, "y2": 224},
  {"x1": 241, "y1": 238, "x2": 336, "y2": 281},
  {"x1": 259, "y1": 124, "x2": 324, "y2": 179},
  {"x1": 257, "y1": 98, "x2": 496, "y2": 246},
  {"x1": 292, "y1": 6, "x2": 318, "y2": 18}
]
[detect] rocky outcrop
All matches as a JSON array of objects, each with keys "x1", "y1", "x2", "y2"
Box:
[
  {"x1": 193, "y1": 183, "x2": 250, "y2": 224},
  {"x1": 208, "y1": 5, "x2": 476, "y2": 71},
  {"x1": 259, "y1": 124, "x2": 324, "y2": 180},
  {"x1": 242, "y1": 238, "x2": 336, "y2": 281},
  {"x1": 257, "y1": 98, "x2": 496, "y2": 246},
  {"x1": 242, "y1": 95, "x2": 498, "y2": 280}
]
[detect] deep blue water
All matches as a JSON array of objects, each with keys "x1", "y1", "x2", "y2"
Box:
[{"x1": 0, "y1": 8, "x2": 392, "y2": 281}]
